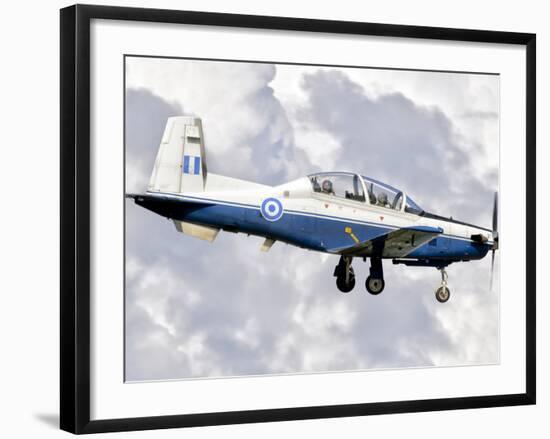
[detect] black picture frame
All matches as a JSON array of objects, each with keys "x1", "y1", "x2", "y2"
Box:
[{"x1": 60, "y1": 4, "x2": 536, "y2": 434}]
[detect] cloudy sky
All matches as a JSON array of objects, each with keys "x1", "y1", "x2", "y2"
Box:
[{"x1": 124, "y1": 56, "x2": 500, "y2": 382}]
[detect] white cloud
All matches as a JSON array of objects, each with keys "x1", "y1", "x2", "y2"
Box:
[{"x1": 271, "y1": 65, "x2": 499, "y2": 179}]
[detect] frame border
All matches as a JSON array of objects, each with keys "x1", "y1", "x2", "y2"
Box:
[{"x1": 60, "y1": 4, "x2": 536, "y2": 434}]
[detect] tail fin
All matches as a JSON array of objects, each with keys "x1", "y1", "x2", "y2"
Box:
[{"x1": 147, "y1": 116, "x2": 207, "y2": 194}]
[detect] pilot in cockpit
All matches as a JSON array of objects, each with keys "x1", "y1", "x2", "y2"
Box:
[
  {"x1": 377, "y1": 192, "x2": 390, "y2": 208},
  {"x1": 321, "y1": 179, "x2": 335, "y2": 195}
]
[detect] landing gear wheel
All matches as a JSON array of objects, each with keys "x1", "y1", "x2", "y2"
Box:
[
  {"x1": 336, "y1": 267, "x2": 355, "y2": 293},
  {"x1": 435, "y1": 267, "x2": 450, "y2": 303},
  {"x1": 435, "y1": 286, "x2": 450, "y2": 303},
  {"x1": 365, "y1": 276, "x2": 385, "y2": 295}
]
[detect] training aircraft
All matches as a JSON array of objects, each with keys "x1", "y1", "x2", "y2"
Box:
[{"x1": 127, "y1": 117, "x2": 499, "y2": 303}]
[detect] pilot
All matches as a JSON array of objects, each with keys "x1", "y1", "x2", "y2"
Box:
[
  {"x1": 377, "y1": 192, "x2": 390, "y2": 208},
  {"x1": 321, "y1": 179, "x2": 335, "y2": 195}
]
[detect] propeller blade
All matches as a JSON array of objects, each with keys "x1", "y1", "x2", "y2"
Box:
[
  {"x1": 490, "y1": 192, "x2": 498, "y2": 291},
  {"x1": 492, "y1": 192, "x2": 498, "y2": 232},
  {"x1": 492, "y1": 192, "x2": 499, "y2": 249},
  {"x1": 490, "y1": 249, "x2": 496, "y2": 292}
]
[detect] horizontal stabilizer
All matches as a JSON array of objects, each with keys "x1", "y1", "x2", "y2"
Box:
[{"x1": 174, "y1": 220, "x2": 219, "y2": 242}]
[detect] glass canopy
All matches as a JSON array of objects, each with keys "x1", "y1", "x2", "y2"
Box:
[{"x1": 308, "y1": 172, "x2": 423, "y2": 214}]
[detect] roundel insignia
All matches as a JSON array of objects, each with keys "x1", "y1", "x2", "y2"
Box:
[{"x1": 260, "y1": 197, "x2": 284, "y2": 222}]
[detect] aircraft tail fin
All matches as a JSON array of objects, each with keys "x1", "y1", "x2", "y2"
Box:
[{"x1": 148, "y1": 116, "x2": 207, "y2": 194}]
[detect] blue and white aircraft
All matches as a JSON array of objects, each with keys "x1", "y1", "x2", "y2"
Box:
[{"x1": 128, "y1": 117, "x2": 499, "y2": 303}]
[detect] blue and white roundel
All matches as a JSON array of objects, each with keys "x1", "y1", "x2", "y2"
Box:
[{"x1": 260, "y1": 197, "x2": 284, "y2": 222}]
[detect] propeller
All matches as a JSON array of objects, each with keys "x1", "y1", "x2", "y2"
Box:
[{"x1": 490, "y1": 192, "x2": 499, "y2": 291}]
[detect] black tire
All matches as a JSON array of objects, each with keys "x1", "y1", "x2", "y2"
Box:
[
  {"x1": 435, "y1": 286, "x2": 450, "y2": 303},
  {"x1": 365, "y1": 276, "x2": 385, "y2": 295},
  {"x1": 336, "y1": 267, "x2": 355, "y2": 293}
]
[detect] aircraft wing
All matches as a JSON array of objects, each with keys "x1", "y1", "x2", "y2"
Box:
[{"x1": 334, "y1": 225, "x2": 443, "y2": 258}]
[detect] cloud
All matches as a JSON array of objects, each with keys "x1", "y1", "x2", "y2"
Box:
[
  {"x1": 124, "y1": 59, "x2": 499, "y2": 381},
  {"x1": 125, "y1": 88, "x2": 183, "y2": 193}
]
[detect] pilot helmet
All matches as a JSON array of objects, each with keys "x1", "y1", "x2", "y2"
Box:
[
  {"x1": 378, "y1": 193, "x2": 388, "y2": 204},
  {"x1": 322, "y1": 179, "x2": 333, "y2": 193}
]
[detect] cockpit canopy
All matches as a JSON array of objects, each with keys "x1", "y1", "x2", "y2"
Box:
[{"x1": 308, "y1": 172, "x2": 423, "y2": 214}]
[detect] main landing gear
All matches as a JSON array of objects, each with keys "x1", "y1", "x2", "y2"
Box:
[
  {"x1": 334, "y1": 256, "x2": 385, "y2": 295},
  {"x1": 365, "y1": 257, "x2": 385, "y2": 295},
  {"x1": 334, "y1": 256, "x2": 355, "y2": 293},
  {"x1": 435, "y1": 267, "x2": 451, "y2": 303}
]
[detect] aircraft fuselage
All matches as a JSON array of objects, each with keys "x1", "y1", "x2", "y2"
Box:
[{"x1": 133, "y1": 176, "x2": 492, "y2": 265}]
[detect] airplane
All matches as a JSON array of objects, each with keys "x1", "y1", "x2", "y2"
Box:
[{"x1": 127, "y1": 116, "x2": 499, "y2": 303}]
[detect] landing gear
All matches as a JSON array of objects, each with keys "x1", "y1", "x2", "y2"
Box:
[
  {"x1": 365, "y1": 257, "x2": 385, "y2": 295},
  {"x1": 435, "y1": 267, "x2": 451, "y2": 303},
  {"x1": 332, "y1": 255, "x2": 452, "y2": 302},
  {"x1": 334, "y1": 256, "x2": 355, "y2": 293},
  {"x1": 366, "y1": 276, "x2": 385, "y2": 294},
  {"x1": 334, "y1": 256, "x2": 386, "y2": 295}
]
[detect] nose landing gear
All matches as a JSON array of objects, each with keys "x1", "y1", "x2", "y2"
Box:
[{"x1": 435, "y1": 267, "x2": 450, "y2": 303}]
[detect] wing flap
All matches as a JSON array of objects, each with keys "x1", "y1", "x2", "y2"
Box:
[{"x1": 174, "y1": 220, "x2": 220, "y2": 242}]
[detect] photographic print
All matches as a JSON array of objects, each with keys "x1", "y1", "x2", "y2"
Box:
[{"x1": 124, "y1": 56, "x2": 500, "y2": 382}]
